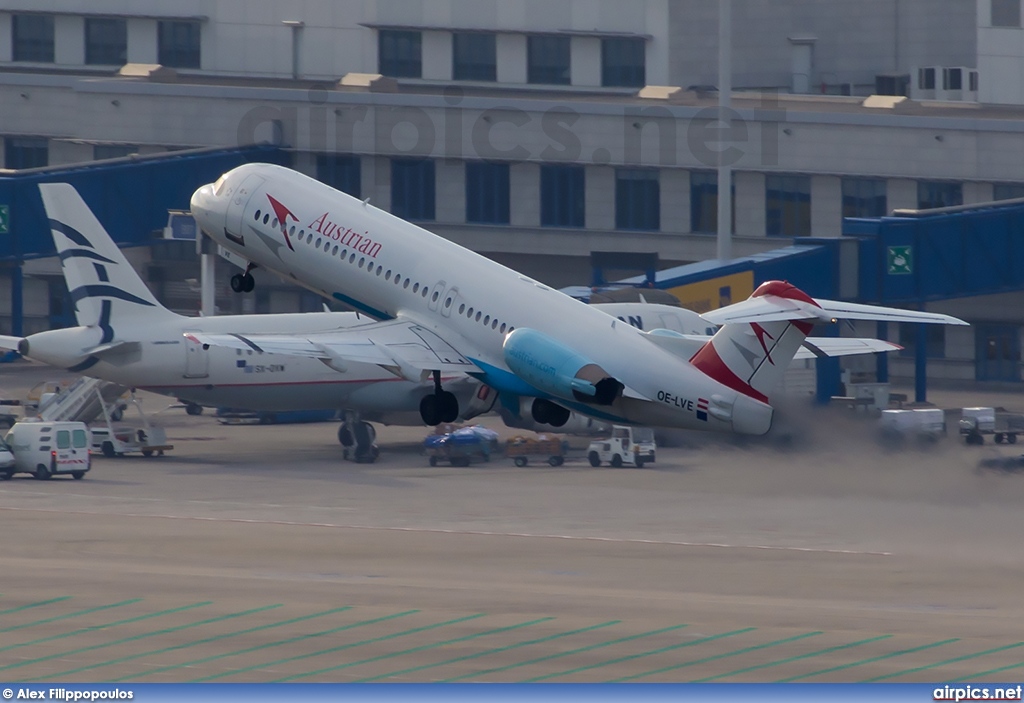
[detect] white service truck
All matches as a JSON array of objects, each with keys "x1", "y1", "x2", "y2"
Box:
[
  {"x1": 587, "y1": 426, "x2": 656, "y2": 468},
  {"x1": 3, "y1": 420, "x2": 91, "y2": 480}
]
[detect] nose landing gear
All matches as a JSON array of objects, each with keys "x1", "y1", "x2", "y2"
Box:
[
  {"x1": 338, "y1": 413, "x2": 379, "y2": 463},
  {"x1": 230, "y1": 263, "x2": 257, "y2": 293}
]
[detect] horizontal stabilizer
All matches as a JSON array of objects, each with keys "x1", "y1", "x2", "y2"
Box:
[{"x1": 702, "y1": 296, "x2": 967, "y2": 327}]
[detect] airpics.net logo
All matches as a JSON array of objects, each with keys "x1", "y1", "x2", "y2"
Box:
[
  {"x1": 236, "y1": 85, "x2": 786, "y2": 171},
  {"x1": 934, "y1": 685, "x2": 1024, "y2": 701}
]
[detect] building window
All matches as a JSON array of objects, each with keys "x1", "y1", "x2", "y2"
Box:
[
  {"x1": 466, "y1": 162, "x2": 510, "y2": 224},
  {"x1": 689, "y1": 171, "x2": 736, "y2": 234},
  {"x1": 391, "y1": 158, "x2": 435, "y2": 221},
  {"x1": 943, "y1": 67, "x2": 963, "y2": 91},
  {"x1": 379, "y1": 30, "x2": 422, "y2": 78},
  {"x1": 527, "y1": 35, "x2": 570, "y2": 85},
  {"x1": 918, "y1": 67, "x2": 936, "y2": 90},
  {"x1": 453, "y1": 32, "x2": 496, "y2": 81},
  {"x1": 601, "y1": 37, "x2": 646, "y2": 88},
  {"x1": 899, "y1": 323, "x2": 946, "y2": 359},
  {"x1": 918, "y1": 181, "x2": 962, "y2": 209},
  {"x1": 12, "y1": 14, "x2": 54, "y2": 63},
  {"x1": 540, "y1": 164, "x2": 585, "y2": 228},
  {"x1": 85, "y1": 18, "x2": 127, "y2": 65},
  {"x1": 765, "y1": 175, "x2": 811, "y2": 237},
  {"x1": 316, "y1": 154, "x2": 361, "y2": 197},
  {"x1": 4, "y1": 137, "x2": 48, "y2": 169},
  {"x1": 158, "y1": 20, "x2": 201, "y2": 69},
  {"x1": 615, "y1": 168, "x2": 660, "y2": 231},
  {"x1": 841, "y1": 178, "x2": 888, "y2": 218},
  {"x1": 994, "y1": 183, "x2": 1024, "y2": 201},
  {"x1": 992, "y1": 0, "x2": 1022, "y2": 27},
  {"x1": 93, "y1": 144, "x2": 136, "y2": 161}
]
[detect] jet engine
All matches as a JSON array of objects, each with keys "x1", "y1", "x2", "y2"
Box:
[{"x1": 503, "y1": 328, "x2": 623, "y2": 405}]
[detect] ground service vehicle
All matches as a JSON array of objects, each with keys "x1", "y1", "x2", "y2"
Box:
[
  {"x1": 588, "y1": 426, "x2": 656, "y2": 467},
  {"x1": 960, "y1": 407, "x2": 1024, "y2": 445},
  {"x1": 3, "y1": 420, "x2": 91, "y2": 480},
  {"x1": 878, "y1": 408, "x2": 947, "y2": 446},
  {"x1": 506, "y1": 435, "x2": 566, "y2": 466}
]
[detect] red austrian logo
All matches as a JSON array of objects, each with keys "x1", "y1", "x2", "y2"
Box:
[
  {"x1": 266, "y1": 194, "x2": 298, "y2": 251},
  {"x1": 307, "y1": 212, "x2": 382, "y2": 258}
]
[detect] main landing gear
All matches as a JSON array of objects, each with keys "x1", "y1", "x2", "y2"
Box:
[
  {"x1": 531, "y1": 398, "x2": 570, "y2": 427},
  {"x1": 337, "y1": 413, "x2": 379, "y2": 463},
  {"x1": 230, "y1": 263, "x2": 257, "y2": 293},
  {"x1": 419, "y1": 370, "x2": 460, "y2": 426}
]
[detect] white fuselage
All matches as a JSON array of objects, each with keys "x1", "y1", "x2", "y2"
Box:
[
  {"x1": 193, "y1": 164, "x2": 772, "y2": 433},
  {"x1": 23, "y1": 311, "x2": 451, "y2": 423}
]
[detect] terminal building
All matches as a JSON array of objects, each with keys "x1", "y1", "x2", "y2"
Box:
[{"x1": 1, "y1": 0, "x2": 1023, "y2": 388}]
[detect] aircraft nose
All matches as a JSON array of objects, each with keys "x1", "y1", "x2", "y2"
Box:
[
  {"x1": 190, "y1": 184, "x2": 213, "y2": 222},
  {"x1": 190, "y1": 184, "x2": 223, "y2": 238}
]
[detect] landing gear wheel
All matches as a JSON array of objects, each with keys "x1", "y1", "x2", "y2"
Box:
[
  {"x1": 531, "y1": 399, "x2": 569, "y2": 427},
  {"x1": 338, "y1": 423, "x2": 354, "y2": 447},
  {"x1": 439, "y1": 391, "x2": 459, "y2": 423},
  {"x1": 420, "y1": 395, "x2": 441, "y2": 426},
  {"x1": 230, "y1": 272, "x2": 256, "y2": 293}
]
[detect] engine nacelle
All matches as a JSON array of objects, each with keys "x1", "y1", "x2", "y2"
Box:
[
  {"x1": 18, "y1": 326, "x2": 103, "y2": 368},
  {"x1": 502, "y1": 328, "x2": 623, "y2": 405}
]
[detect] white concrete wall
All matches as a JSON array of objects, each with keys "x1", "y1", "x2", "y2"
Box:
[
  {"x1": 811, "y1": 174, "x2": 841, "y2": 237},
  {"x1": 54, "y1": 15, "x2": 83, "y2": 66},
  {"x1": 660, "y1": 169, "x2": 689, "y2": 234},
  {"x1": 735, "y1": 171, "x2": 766, "y2": 236},
  {"x1": 496, "y1": 34, "x2": 526, "y2": 84},
  {"x1": 510, "y1": 162, "x2": 539, "y2": 227},
  {"x1": 127, "y1": 18, "x2": 157, "y2": 64},
  {"x1": 572, "y1": 37, "x2": 601, "y2": 88},
  {"x1": 435, "y1": 160, "x2": 464, "y2": 224},
  {"x1": 422, "y1": 30, "x2": 451, "y2": 82}
]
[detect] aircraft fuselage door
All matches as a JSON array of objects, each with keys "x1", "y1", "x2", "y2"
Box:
[
  {"x1": 184, "y1": 334, "x2": 210, "y2": 378},
  {"x1": 226, "y1": 174, "x2": 266, "y2": 241},
  {"x1": 428, "y1": 280, "x2": 446, "y2": 312},
  {"x1": 440, "y1": 286, "x2": 459, "y2": 318}
]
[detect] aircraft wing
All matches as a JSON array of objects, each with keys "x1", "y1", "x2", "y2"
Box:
[
  {"x1": 185, "y1": 316, "x2": 481, "y2": 381},
  {"x1": 701, "y1": 295, "x2": 967, "y2": 326}
]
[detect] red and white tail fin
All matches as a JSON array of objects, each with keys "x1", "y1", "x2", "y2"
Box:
[{"x1": 689, "y1": 281, "x2": 818, "y2": 402}]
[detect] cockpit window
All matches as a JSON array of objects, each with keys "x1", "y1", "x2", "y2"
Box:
[{"x1": 213, "y1": 174, "x2": 228, "y2": 196}]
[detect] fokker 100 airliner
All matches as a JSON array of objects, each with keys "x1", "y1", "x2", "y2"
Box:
[{"x1": 189, "y1": 163, "x2": 965, "y2": 435}]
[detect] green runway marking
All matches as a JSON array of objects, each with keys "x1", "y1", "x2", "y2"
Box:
[
  {"x1": 776, "y1": 637, "x2": 960, "y2": 682},
  {"x1": 441, "y1": 624, "x2": 690, "y2": 683},
  {"x1": 0, "y1": 599, "x2": 142, "y2": 634},
  {"x1": 609, "y1": 631, "x2": 822, "y2": 683},
  {"x1": 277, "y1": 617, "x2": 554, "y2": 682},
  {"x1": 41, "y1": 606, "x2": 354, "y2": 680},
  {"x1": 138, "y1": 610, "x2": 419, "y2": 683},
  {"x1": 5, "y1": 603, "x2": 276, "y2": 678},
  {"x1": 195, "y1": 612, "x2": 482, "y2": 683},
  {"x1": 692, "y1": 634, "x2": 893, "y2": 682},
  {"x1": 0, "y1": 596, "x2": 72, "y2": 615},
  {"x1": 863, "y1": 641, "x2": 1024, "y2": 682},
  {"x1": 0, "y1": 601, "x2": 211, "y2": 657},
  {"x1": 532, "y1": 627, "x2": 759, "y2": 683},
  {"x1": 961, "y1": 659, "x2": 1024, "y2": 681},
  {"x1": 355, "y1": 620, "x2": 622, "y2": 683}
]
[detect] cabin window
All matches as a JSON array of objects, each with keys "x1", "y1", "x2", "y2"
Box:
[
  {"x1": 263, "y1": 214, "x2": 270, "y2": 225},
  {"x1": 254, "y1": 210, "x2": 261, "y2": 220}
]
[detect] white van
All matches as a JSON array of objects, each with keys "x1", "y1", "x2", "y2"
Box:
[{"x1": 3, "y1": 420, "x2": 91, "y2": 480}]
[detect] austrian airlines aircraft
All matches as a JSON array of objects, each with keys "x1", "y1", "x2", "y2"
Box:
[{"x1": 190, "y1": 163, "x2": 965, "y2": 435}]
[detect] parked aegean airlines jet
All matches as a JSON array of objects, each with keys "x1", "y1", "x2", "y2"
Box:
[{"x1": 189, "y1": 163, "x2": 965, "y2": 435}]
